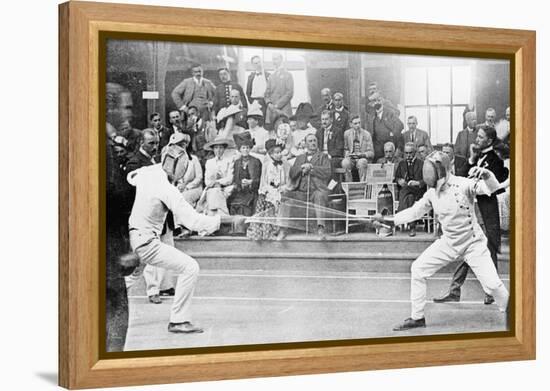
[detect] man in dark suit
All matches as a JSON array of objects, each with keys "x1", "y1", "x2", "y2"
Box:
[
  {"x1": 442, "y1": 143, "x2": 468, "y2": 177},
  {"x1": 316, "y1": 110, "x2": 344, "y2": 174},
  {"x1": 402, "y1": 115, "x2": 432, "y2": 152},
  {"x1": 311, "y1": 87, "x2": 335, "y2": 130},
  {"x1": 394, "y1": 142, "x2": 426, "y2": 236},
  {"x1": 434, "y1": 125, "x2": 509, "y2": 305},
  {"x1": 277, "y1": 133, "x2": 331, "y2": 240},
  {"x1": 332, "y1": 92, "x2": 350, "y2": 133},
  {"x1": 365, "y1": 99, "x2": 404, "y2": 161},
  {"x1": 213, "y1": 67, "x2": 247, "y2": 116},
  {"x1": 246, "y1": 55, "x2": 270, "y2": 117},
  {"x1": 149, "y1": 112, "x2": 173, "y2": 156},
  {"x1": 454, "y1": 111, "x2": 478, "y2": 159},
  {"x1": 125, "y1": 128, "x2": 160, "y2": 173}
]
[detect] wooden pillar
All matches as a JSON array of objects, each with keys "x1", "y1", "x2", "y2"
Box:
[{"x1": 348, "y1": 52, "x2": 362, "y2": 119}]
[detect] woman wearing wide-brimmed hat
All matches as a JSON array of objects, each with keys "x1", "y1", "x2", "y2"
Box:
[
  {"x1": 228, "y1": 132, "x2": 262, "y2": 217},
  {"x1": 247, "y1": 139, "x2": 290, "y2": 241},
  {"x1": 246, "y1": 100, "x2": 271, "y2": 158},
  {"x1": 196, "y1": 135, "x2": 235, "y2": 216},
  {"x1": 216, "y1": 104, "x2": 246, "y2": 140}
]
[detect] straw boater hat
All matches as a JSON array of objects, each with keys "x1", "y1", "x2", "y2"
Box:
[
  {"x1": 216, "y1": 105, "x2": 243, "y2": 123},
  {"x1": 203, "y1": 135, "x2": 235, "y2": 151},
  {"x1": 233, "y1": 131, "x2": 255, "y2": 149},
  {"x1": 246, "y1": 100, "x2": 263, "y2": 118}
]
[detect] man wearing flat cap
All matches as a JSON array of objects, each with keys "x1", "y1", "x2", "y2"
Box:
[{"x1": 229, "y1": 132, "x2": 262, "y2": 216}]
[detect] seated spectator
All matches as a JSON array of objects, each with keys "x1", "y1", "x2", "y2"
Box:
[
  {"x1": 246, "y1": 100, "x2": 271, "y2": 158},
  {"x1": 125, "y1": 128, "x2": 159, "y2": 173},
  {"x1": 394, "y1": 142, "x2": 426, "y2": 236},
  {"x1": 417, "y1": 144, "x2": 429, "y2": 161},
  {"x1": 311, "y1": 87, "x2": 334, "y2": 130},
  {"x1": 277, "y1": 134, "x2": 331, "y2": 241},
  {"x1": 247, "y1": 139, "x2": 291, "y2": 241},
  {"x1": 441, "y1": 143, "x2": 468, "y2": 177},
  {"x1": 276, "y1": 121, "x2": 293, "y2": 160},
  {"x1": 117, "y1": 120, "x2": 141, "y2": 155},
  {"x1": 150, "y1": 112, "x2": 172, "y2": 154},
  {"x1": 289, "y1": 103, "x2": 317, "y2": 159},
  {"x1": 228, "y1": 132, "x2": 262, "y2": 216},
  {"x1": 365, "y1": 81, "x2": 400, "y2": 117},
  {"x1": 111, "y1": 135, "x2": 129, "y2": 171},
  {"x1": 161, "y1": 133, "x2": 204, "y2": 208},
  {"x1": 332, "y1": 92, "x2": 350, "y2": 132},
  {"x1": 496, "y1": 106, "x2": 511, "y2": 145},
  {"x1": 197, "y1": 136, "x2": 235, "y2": 216},
  {"x1": 402, "y1": 115, "x2": 432, "y2": 152},
  {"x1": 316, "y1": 109, "x2": 344, "y2": 173},
  {"x1": 341, "y1": 115, "x2": 374, "y2": 182},
  {"x1": 376, "y1": 141, "x2": 401, "y2": 166},
  {"x1": 216, "y1": 104, "x2": 247, "y2": 161}
]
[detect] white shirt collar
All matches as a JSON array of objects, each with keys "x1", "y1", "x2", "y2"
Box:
[{"x1": 481, "y1": 145, "x2": 493, "y2": 154}]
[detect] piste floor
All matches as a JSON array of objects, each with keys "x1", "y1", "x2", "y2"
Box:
[{"x1": 124, "y1": 267, "x2": 509, "y2": 351}]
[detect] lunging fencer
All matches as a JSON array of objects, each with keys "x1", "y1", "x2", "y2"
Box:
[
  {"x1": 373, "y1": 151, "x2": 509, "y2": 331},
  {"x1": 127, "y1": 143, "x2": 244, "y2": 334}
]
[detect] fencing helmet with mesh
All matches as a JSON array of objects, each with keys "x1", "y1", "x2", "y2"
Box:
[{"x1": 422, "y1": 151, "x2": 451, "y2": 189}]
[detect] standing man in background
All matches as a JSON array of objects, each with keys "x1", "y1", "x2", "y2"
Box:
[
  {"x1": 264, "y1": 52, "x2": 294, "y2": 129},
  {"x1": 455, "y1": 111, "x2": 478, "y2": 159},
  {"x1": 171, "y1": 64, "x2": 216, "y2": 122},
  {"x1": 246, "y1": 55, "x2": 270, "y2": 117}
]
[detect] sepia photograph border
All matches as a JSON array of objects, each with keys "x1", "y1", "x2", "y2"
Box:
[{"x1": 59, "y1": 1, "x2": 535, "y2": 389}]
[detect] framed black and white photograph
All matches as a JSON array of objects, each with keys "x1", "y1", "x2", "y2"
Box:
[{"x1": 59, "y1": 1, "x2": 535, "y2": 389}]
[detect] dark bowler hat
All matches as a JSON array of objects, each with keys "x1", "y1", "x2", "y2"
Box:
[
  {"x1": 292, "y1": 102, "x2": 315, "y2": 121},
  {"x1": 265, "y1": 138, "x2": 285, "y2": 153},
  {"x1": 233, "y1": 131, "x2": 255, "y2": 149}
]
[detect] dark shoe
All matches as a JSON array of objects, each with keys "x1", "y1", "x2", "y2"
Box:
[
  {"x1": 393, "y1": 317, "x2": 426, "y2": 331},
  {"x1": 276, "y1": 229, "x2": 287, "y2": 241},
  {"x1": 408, "y1": 225, "x2": 416, "y2": 237},
  {"x1": 148, "y1": 294, "x2": 162, "y2": 304},
  {"x1": 168, "y1": 321, "x2": 204, "y2": 334},
  {"x1": 159, "y1": 288, "x2": 175, "y2": 297},
  {"x1": 484, "y1": 294, "x2": 495, "y2": 305},
  {"x1": 317, "y1": 225, "x2": 327, "y2": 241},
  {"x1": 176, "y1": 229, "x2": 192, "y2": 239},
  {"x1": 433, "y1": 293, "x2": 460, "y2": 303}
]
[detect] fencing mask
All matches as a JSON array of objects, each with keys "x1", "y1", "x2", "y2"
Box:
[
  {"x1": 162, "y1": 144, "x2": 189, "y2": 183},
  {"x1": 422, "y1": 151, "x2": 451, "y2": 189}
]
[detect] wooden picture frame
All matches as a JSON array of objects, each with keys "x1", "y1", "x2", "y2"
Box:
[{"x1": 59, "y1": 1, "x2": 536, "y2": 388}]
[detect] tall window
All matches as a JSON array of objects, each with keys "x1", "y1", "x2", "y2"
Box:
[{"x1": 404, "y1": 65, "x2": 471, "y2": 145}]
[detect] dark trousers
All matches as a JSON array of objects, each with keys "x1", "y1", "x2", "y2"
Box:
[
  {"x1": 449, "y1": 229, "x2": 499, "y2": 297},
  {"x1": 278, "y1": 189, "x2": 329, "y2": 230}
]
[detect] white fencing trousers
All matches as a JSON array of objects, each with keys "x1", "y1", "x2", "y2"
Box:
[
  {"x1": 125, "y1": 231, "x2": 175, "y2": 296},
  {"x1": 410, "y1": 235, "x2": 509, "y2": 320},
  {"x1": 132, "y1": 235, "x2": 200, "y2": 324},
  {"x1": 143, "y1": 230, "x2": 175, "y2": 296}
]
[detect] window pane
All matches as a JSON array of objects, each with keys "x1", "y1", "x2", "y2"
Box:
[
  {"x1": 428, "y1": 67, "x2": 451, "y2": 104},
  {"x1": 452, "y1": 106, "x2": 467, "y2": 141},
  {"x1": 405, "y1": 107, "x2": 428, "y2": 134},
  {"x1": 429, "y1": 106, "x2": 451, "y2": 145},
  {"x1": 289, "y1": 70, "x2": 309, "y2": 110},
  {"x1": 452, "y1": 66, "x2": 471, "y2": 103},
  {"x1": 404, "y1": 67, "x2": 427, "y2": 105}
]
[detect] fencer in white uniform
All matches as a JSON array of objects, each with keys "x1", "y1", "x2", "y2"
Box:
[
  {"x1": 374, "y1": 151, "x2": 509, "y2": 331},
  {"x1": 127, "y1": 147, "x2": 243, "y2": 334}
]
